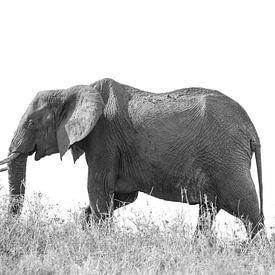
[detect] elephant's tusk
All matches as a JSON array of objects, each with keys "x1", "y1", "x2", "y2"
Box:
[
  {"x1": 0, "y1": 152, "x2": 21, "y2": 166},
  {"x1": 0, "y1": 167, "x2": 8, "y2": 172}
]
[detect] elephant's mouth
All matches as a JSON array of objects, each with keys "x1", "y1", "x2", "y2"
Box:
[
  {"x1": 34, "y1": 144, "x2": 46, "y2": 161},
  {"x1": 20, "y1": 144, "x2": 47, "y2": 161},
  {"x1": 34, "y1": 145, "x2": 55, "y2": 161},
  {"x1": 29, "y1": 144, "x2": 37, "y2": 156}
]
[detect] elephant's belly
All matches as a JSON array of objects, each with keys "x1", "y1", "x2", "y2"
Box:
[
  {"x1": 116, "y1": 161, "x2": 209, "y2": 204},
  {"x1": 145, "y1": 182, "x2": 201, "y2": 205},
  {"x1": 140, "y1": 167, "x2": 209, "y2": 205},
  {"x1": 114, "y1": 176, "x2": 138, "y2": 194}
]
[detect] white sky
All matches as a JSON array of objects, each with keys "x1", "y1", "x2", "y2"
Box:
[{"x1": 0, "y1": 1, "x2": 274, "y2": 235}]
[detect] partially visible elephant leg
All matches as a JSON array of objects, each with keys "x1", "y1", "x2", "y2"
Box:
[
  {"x1": 83, "y1": 192, "x2": 138, "y2": 226},
  {"x1": 220, "y1": 173, "x2": 264, "y2": 239},
  {"x1": 194, "y1": 198, "x2": 220, "y2": 236},
  {"x1": 87, "y1": 190, "x2": 114, "y2": 224},
  {"x1": 85, "y1": 168, "x2": 116, "y2": 225},
  {"x1": 113, "y1": 191, "x2": 138, "y2": 210},
  {"x1": 84, "y1": 205, "x2": 92, "y2": 225}
]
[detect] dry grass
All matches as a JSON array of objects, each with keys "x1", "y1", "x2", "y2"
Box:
[{"x1": 0, "y1": 192, "x2": 275, "y2": 274}]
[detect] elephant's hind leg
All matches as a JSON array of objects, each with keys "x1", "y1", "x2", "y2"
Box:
[{"x1": 220, "y1": 173, "x2": 264, "y2": 239}]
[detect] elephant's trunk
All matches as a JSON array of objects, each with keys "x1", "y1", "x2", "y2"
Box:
[{"x1": 7, "y1": 154, "x2": 27, "y2": 215}]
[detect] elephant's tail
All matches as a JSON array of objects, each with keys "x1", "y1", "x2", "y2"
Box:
[{"x1": 251, "y1": 141, "x2": 264, "y2": 224}]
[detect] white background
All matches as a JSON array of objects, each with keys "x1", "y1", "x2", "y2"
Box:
[{"x1": 0, "y1": 1, "x2": 274, "y2": 236}]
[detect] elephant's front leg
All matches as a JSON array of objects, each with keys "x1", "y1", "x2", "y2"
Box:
[{"x1": 85, "y1": 167, "x2": 115, "y2": 224}]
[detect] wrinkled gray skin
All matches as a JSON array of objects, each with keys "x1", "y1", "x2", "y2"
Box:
[{"x1": 0, "y1": 78, "x2": 264, "y2": 238}]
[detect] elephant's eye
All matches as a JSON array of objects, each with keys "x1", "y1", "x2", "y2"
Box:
[{"x1": 27, "y1": 119, "x2": 35, "y2": 128}]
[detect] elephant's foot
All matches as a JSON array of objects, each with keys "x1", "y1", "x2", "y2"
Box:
[
  {"x1": 81, "y1": 205, "x2": 92, "y2": 230},
  {"x1": 84, "y1": 205, "x2": 92, "y2": 223},
  {"x1": 81, "y1": 205, "x2": 114, "y2": 230},
  {"x1": 243, "y1": 217, "x2": 266, "y2": 240}
]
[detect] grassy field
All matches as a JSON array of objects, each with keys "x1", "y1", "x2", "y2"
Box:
[{"x1": 0, "y1": 192, "x2": 275, "y2": 274}]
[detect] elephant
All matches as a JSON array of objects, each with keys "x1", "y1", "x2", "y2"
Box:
[{"x1": 0, "y1": 78, "x2": 264, "y2": 238}]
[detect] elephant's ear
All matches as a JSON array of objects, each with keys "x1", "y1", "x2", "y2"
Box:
[{"x1": 57, "y1": 86, "x2": 104, "y2": 160}]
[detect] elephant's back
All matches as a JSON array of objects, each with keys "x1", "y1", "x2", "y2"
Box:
[{"x1": 157, "y1": 86, "x2": 222, "y2": 98}]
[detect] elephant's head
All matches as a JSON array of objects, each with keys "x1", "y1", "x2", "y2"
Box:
[{"x1": 0, "y1": 85, "x2": 104, "y2": 215}]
